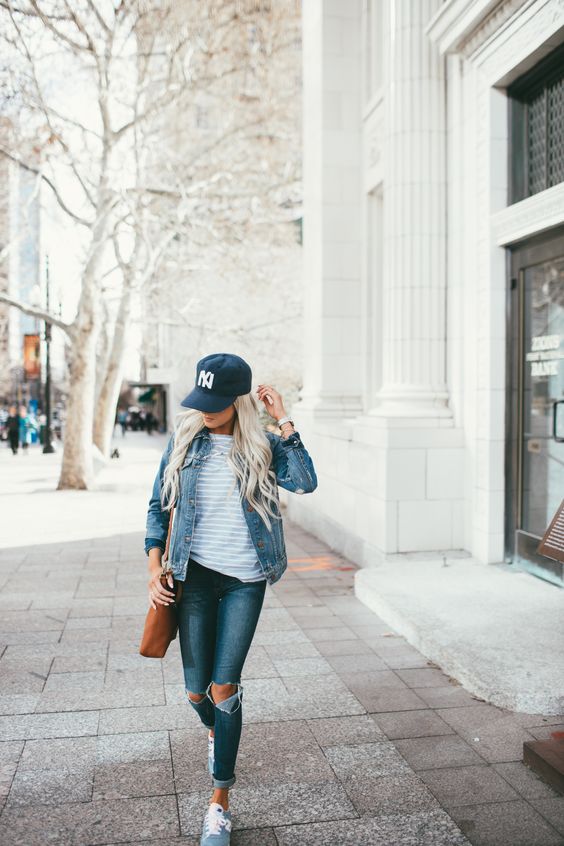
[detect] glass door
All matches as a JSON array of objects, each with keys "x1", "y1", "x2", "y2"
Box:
[{"x1": 508, "y1": 233, "x2": 564, "y2": 586}]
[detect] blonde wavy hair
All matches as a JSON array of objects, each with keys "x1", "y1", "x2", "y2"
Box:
[{"x1": 160, "y1": 391, "x2": 281, "y2": 531}]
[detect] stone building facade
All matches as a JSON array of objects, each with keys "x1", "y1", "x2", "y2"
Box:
[{"x1": 289, "y1": 0, "x2": 564, "y2": 587}]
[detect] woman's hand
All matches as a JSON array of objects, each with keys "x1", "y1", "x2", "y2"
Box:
[
  {"x1": 148, "y1": 569, "x2": 175, "y2": 610},
  {"x1": 256, "y1": 384, "x2": 286, "y2": 421}
]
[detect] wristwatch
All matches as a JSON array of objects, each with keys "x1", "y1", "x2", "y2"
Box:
[{"x1": 277, "y1": 415, "x2": 294, "y2": 428}]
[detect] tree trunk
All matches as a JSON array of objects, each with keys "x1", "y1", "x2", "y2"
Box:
[
  {"x1": 93, "y1": 284, "x2": 132, "y2": 457},
  {"x1": 57, "y1": 318, "x2": 99, "y2": 489},
  {"x1": 57, "y1": 206, "x2": 110, "y2": 490}
]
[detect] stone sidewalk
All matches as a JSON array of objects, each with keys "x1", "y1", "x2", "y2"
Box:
[{"x1": 0, "y1": 520, "x2": 563, "y2": 846}]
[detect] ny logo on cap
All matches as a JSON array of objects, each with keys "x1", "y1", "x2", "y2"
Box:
[{"x1": 198, "y1": 369, "x2": 215, "y2": 390}]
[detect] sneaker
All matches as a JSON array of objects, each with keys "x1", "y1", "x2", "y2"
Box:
[
  {"x1": 200, "y1": 801, "x2": 232, "y2": 845},
  {"x1": 208, "y1": 729, "x2": 214, "y2": 775}
]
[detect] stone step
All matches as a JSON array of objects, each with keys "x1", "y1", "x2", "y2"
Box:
[{"x1": 523, "y1": 736, "x2": 564, "y2": 795}]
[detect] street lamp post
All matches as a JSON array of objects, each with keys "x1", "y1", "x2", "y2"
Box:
[{"x1": 42, "y1": 256, "x2": 55, "y2": 454}]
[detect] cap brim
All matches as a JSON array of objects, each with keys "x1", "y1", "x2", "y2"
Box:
[{"x1": 180, "y1": 387, "x2": 236, "y2": 413}]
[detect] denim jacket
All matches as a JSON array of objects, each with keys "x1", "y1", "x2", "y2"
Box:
[{"x1": 144, "y1": 427, "x2": 318, "y2": 585}]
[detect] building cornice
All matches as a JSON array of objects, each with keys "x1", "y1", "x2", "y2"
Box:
[
  {"x1": 491, "y1": 183, "x2": 564, "y2": 245},
  {"x1": 426, "y1": 0, "x2": 528, "y2": 55}
]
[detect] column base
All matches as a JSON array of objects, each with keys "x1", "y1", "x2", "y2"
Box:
[{"x1": 373, "y1": 386, "x2": 452, "y2": 419}]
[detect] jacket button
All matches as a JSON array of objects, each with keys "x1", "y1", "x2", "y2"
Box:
[
  {"x1": 247, "y1": 505, "x2": 254, "y2": 512},
  {"x1": 184, "y1": 535, "x2": 191, "y2": 541},
  {"x1": 257, "y1": 540, "x2": 264, "y2": 548},
  {"x1": 189, "y1": 498, "x2": 194, "y2": 505}
]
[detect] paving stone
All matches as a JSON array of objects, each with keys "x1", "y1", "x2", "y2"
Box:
[
  {"x1": 373, "y1": 709, "x2": 455, "y2": 740},
  {"x1": 263, "y1": 641, "x2": 321, "y2": 660},
  {"x1": 313, "y1": 638, "x2": 375, "y2": 657},
  {"x1": 436, "y1": 707, "x2": 537, "y2": 763},
  {"x1": 223, "y1": 721, "x2": 336, "y2": 788},
  {"x1": 493, "y1": 762, "x2": 563, "y2": 800},
  {"x1": 359, "y1": 686, "x2": 428, "y2": 713},
  {"x1": 0, "y1": 740, "x2": 24, "y2": 764},
  {"x1": 273, "y1": 808, "x2": 470, "y2": 845},
  {"x1": 19, "y1": 736, "x2": 97, "y2": 770},
  {"x1": 238, "y1": 646, "x2": 279, "y2": 678},
  {"x1": 287, "y1": 605, "x2": 341, "y2": 620},
  {"x1": 344, "y1": 771, "x2": 440, "y2": 817},
  {"x1": 450, "y1": 799, "x2": 563, "y2": 845},
  {"x1": 96, "y1": 730, "x2": 170, "y2": 764},
  {"x1": 324, "y1": 740, "x2": 410, "y2": 780},
  {"x1": 43, "y1": 671, "x2": 106, "y2": 692},
  {"x1": 251, "y1": 627, "x2": 309, "y2": 646},
  {"x1": 306, "y1": 714, "x2": 386, "y2": 747},
  {"x1": 0, "y1": 710, "x2": 99, "y2": 740},
  {"x1": 324, "y1": 652, "x2": 388, "y2": 673},
  {"x1": 419, "y1": 764, "x2": 520, "y2": 808},
  {"x1": 339, "y1": 669, "x2": 408, "y2": 692},
  {"x1": 292, "y1": 614, "x2": 347, "y2": 630},
  {"x1": 50, "y1": 654, "x2": 107, "y2": 673},
  {"x1": 98, "y1": 703, "x2": 198, "y2": 735},
  {"x1": 395, "y1": 668, "x2": 454, "y2": 688},
  {"x1": 0, "y1": 694, "x2": 40, "y2": 715},
  {"x1": 34, "y1": 685, "x2": 165, "y2": 713},
  {"x1": 239, "y1": 674, "x2": 366, "y2": 723},
  {"x1": 93, "y1": 759, "x2": 174, "y2": 800},
  {"x1": 178, "y1": 782, "x2": 357, "y2": 835},
  {"x1": 231, "y1": 828, "x2": 279, "y2": 845},
  {"x1": 270, "y1": 656, "x2": 334, "y2": 677},
  {"x1": 305, "y1": 626, "x2": 358, "y2": 642},
  {"x1": 0, "y1": 671, "x2": 46, "y2": 694},
  {"x1": 413, "y1": 685, "x2": 484, "y2": 708},
  {"x1": 383, "y1": 652, "x2": 439, "y2": 670},
  {"x1": 6, "y1": 765, "x2": 94, "y2": 806},
  {"x1": 0, "y1": 794, "x2": 180, "y2": 845},
  {"x1": 530, "y1": 797, "x2": 564, "y2": 835},
  {"x1": 394, "y1": 734, "x2": 484, "y2": 770},
  {"x1": 64, "y1": 616, "x2": 113, "y2": 630}
]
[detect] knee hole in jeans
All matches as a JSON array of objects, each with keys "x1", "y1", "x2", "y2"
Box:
[
  {"x1": 186, "y1": 691, "x2": 206, "y2": 703},
  {"x1": 207, "y1": 681, "x2": 244, "y2": 714}
]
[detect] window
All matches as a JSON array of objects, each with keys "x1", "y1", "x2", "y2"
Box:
[{"x1": 509, "y1": 43, "x2": 564, "y2": 203}]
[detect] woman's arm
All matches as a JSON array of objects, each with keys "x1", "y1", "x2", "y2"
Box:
[
  {"x1": 268, "y1": 429, "x2": 318, "y2": 494},
  {"x1": 144, "y1": 432, "x2": 175, "y2": 556}
]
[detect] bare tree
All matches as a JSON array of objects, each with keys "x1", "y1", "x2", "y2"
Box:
[{"x1": 0, "y1": 0, "x2": 301, "y2": 487}]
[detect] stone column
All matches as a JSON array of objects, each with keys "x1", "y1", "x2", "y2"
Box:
[
  {"x1": 298, "y1": 0, "x2": 364, "y2": 420},
  {"x1": 377, "y1": 0, "x2": 450, "y2": 417}
]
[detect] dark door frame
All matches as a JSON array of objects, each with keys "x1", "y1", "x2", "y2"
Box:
[{"x1": 506, "y1": 226, "x2": 564, "y2": 585}]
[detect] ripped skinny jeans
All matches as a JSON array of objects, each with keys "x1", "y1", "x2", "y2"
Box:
[{"x1": 177, "y1": 557, "x2": 267, "y2": 789}]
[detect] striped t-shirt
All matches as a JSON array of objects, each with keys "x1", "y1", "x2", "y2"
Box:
[{"x1": 189, "y1": 433, "x2": 266, "y2": 582}]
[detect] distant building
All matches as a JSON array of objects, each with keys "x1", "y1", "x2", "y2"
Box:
[
  {"x1": 292, "y1": 0, "x2": 564, "y2": 587},
  {"x1": 0, "y1": 121, "x2": 42, "y2": 407}
]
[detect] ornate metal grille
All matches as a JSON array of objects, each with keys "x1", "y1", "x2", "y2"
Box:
[{"x1": 510, "y1": 44, "x2": 564, "y2": 203}]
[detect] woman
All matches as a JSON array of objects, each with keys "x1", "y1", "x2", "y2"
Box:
[{"x1": 144, "y1": 352, "x2": 317, "y2": 845}]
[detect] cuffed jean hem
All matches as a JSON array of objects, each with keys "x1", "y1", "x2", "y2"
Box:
[{"x1": 212, "y1": 774, "x2": 236, "y2": 789}]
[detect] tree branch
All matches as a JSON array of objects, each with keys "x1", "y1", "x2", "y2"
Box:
[{"x1": 0, "y1": 292, "x2": 72, "y2": 334}]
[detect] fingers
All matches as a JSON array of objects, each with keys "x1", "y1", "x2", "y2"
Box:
[{"x1": 148, "y1": 575, "x2": 175, "y2": 608}]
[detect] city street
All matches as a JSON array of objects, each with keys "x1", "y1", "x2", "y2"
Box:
[{"x1": 0, "y1": 433, "x2": 563, "y2": 845}]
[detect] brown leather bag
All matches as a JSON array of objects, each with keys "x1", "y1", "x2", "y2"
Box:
[{"x1": 139, "y1": 505, "x2": 184, "y2": 658}]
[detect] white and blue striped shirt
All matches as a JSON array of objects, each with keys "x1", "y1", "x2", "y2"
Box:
[{"x1": 189, "y1": 434, "x2": 266, "y2": 582}]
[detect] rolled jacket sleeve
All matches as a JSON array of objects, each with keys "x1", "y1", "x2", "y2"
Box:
[{"x1": 269, "y1": 429, "x2": 318, "y2": 494}]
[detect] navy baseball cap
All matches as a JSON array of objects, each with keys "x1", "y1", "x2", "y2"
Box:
[{"x1": 180, "y1": 353, "x2": 252, "y2": 413}]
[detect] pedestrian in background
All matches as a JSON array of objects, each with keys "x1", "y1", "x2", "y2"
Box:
[
  {"x1": 6, "y1": 406, "x2": 20, "y2": 455},
  {"x1": 144, "y1": 353, "x2": 318, "y2": 845},
  {"x1": 18, "y1": 405, "x2": 36, "y2": 453},
  {"x1": 117, "y1": 408, "x2": 128, "y2": 437}
]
